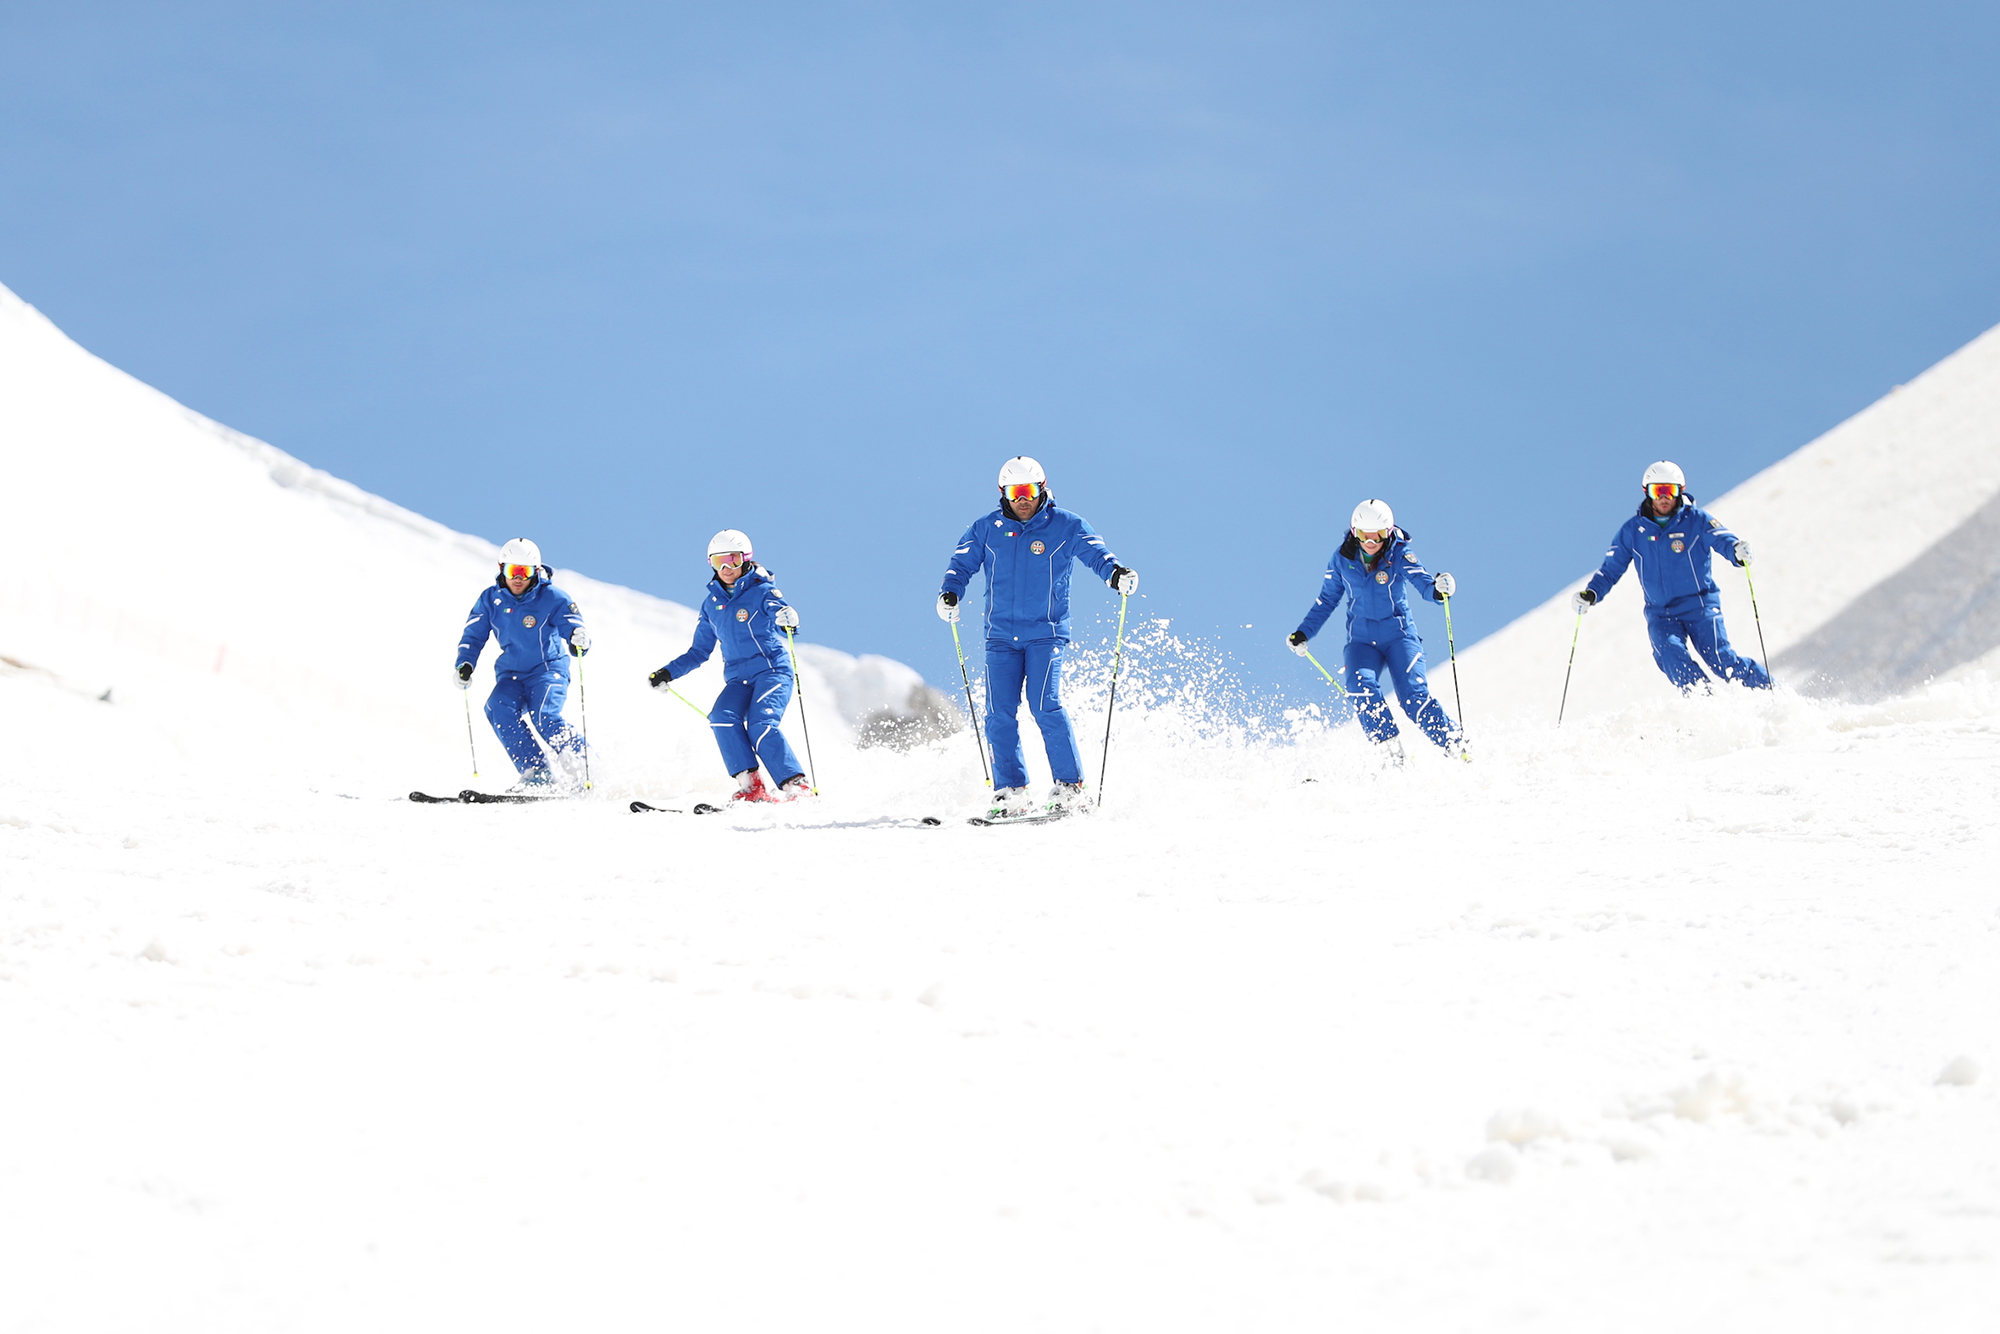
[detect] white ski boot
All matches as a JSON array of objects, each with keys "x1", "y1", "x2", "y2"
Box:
[
  {"x1": 1045, "y1": 781, "x2": 1088, "y2": 814},
  {"x1": 986, "y1": 786, "x2": 1031, "y2": 819}
]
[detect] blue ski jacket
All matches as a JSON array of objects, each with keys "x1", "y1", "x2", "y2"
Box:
[
  {"x1": 457, "y1": 569, "x2": 587, "y2": 677},
  {"x1": 939, "y1": 501, "x2": 1122, "y2": 645},
  {"x1": 661, "y1": 564, "x2": 797, "y2": 682},
  {"x1": 1583, "y1": 497, "x2": 1744, "y2": 618},
  {"x1": 1293, "y1": 528, "x2": 1445, "y2": 646}
]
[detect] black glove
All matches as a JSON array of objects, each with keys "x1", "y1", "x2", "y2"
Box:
[
  {"x1": 1287, "y1": 631, "x2": 1307, "y2": 648},
  {"x1": 940, "y1": 590, "x2": 958, "y2": 607},
  {"x1": 456, "y1": 662, "x2": 474, "y2": 683},
  {"x1": 1578, "y1": 589, "x2": 1597, "y2": 605},
  {"x1": 649, "y1": 668, "x2": 672, "y2": 690}
]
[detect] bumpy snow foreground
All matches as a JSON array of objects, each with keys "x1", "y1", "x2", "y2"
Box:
[{"x1": 5, "y1": 285, "x2": 1999, "y2": 1330}]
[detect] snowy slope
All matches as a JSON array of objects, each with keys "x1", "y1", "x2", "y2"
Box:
[
  {"x1": 1462, "y1": 323, "x2": 2000, "y2": 719},
  {"x1": 5, "y1": 283, "x2": 1999, "y2": 1331},
  {"x1": 0, "y1": 280, "x2": 949, "y2": 795}
]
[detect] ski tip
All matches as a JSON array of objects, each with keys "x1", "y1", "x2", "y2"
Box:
[{"x1": 921, "y1": 816, "x2": 942, "y2": 826}]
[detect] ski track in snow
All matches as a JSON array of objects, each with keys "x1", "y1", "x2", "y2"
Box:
[{"x1": 5, "y1": 655, "x2": 1998, "y2": 1333}]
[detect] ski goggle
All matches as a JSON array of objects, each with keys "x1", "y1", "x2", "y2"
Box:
[
  {"x1": 503, "y1": 563, "x2": 536, "y2": 581},
  {"x1": 1001, "y1": 482, "x2": 1043, "y2": 503},
  {"x1": 1353, "y1": 528, "x2": 1391, "y2": 544},
  {"x1": 1648, "y1": 482, "x2": 1682, "y2": 501},
  {"x1": 708, "y1": 551, "x2": 749, "y2": 570}
]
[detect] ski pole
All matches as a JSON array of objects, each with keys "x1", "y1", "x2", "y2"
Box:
[
  {"x1": 462, "y1": 689, "x2": 480, "y2": 778},
  {"x1": 665, "y1": 685, "x2": 710, "y2": 720},
  {"x1": 1096, "y1": 591, "x2": 1131, "y2": 808},
  {"x1": 574, "y1": 651, "x2": 592, "y2": 790},
  {"x1": 782, "y1": 627, "x2": 820, "y2": 795},
  {"x1": 1442, "y1": 594, "x2": 1465, "y2": 728},
  {"x1": 949, "y1": 618, "x2": 992, "y2": 788},
  {"x1": 1557, "y1": 609, "x2": 1582, "y2": 726},
  {"x1": 1743, "y1": 564, "x2": 1774, "y2": 687},
  {"x1": 1300, "y1": 645, "x2": 1348, "y2": 697}
]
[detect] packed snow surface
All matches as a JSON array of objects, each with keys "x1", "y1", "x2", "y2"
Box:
[
  {"x1": 5, "y1": 284, "x2": 1999, "y2": 1328},
  {"x1": 6, "y1": 657, "x2": 1998, "y2": 1331}
]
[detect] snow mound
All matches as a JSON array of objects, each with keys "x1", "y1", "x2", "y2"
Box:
[{"x1": 0, "y1": 281, "x2": 952, "y2": 787}]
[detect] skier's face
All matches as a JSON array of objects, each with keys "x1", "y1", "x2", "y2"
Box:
[
  {"x1": 1004, "y1": 483, "x2": 1042, "y2": 521},
  {"x1": 711, "y1": 553, "x2": 747, "y2": 586},
  {"x1": 504, "y1": 564, "x2": 533, "y2": 597},
  {"x1": 1649, "y1": 483, "x2": 1681, "y2": 517}
]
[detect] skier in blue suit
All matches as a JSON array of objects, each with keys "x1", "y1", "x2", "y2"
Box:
[
  {"x1": 454, "y1": 537, "x2": 591, "y2": 786},
  {"x1": 649, "y1": 529, "x2": 810, "y2": 803},
  {"x1": 1575, "y1": 461, "x2": 1771, "y2": 692},
  {"x1": 1287, "y1": 499, "x2": 1463, "y2": 760},
  {"x1": 937, "y1": 456, "x2": 1137, "y2": 818}
]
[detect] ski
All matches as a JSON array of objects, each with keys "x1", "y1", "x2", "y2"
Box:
[
  {"x1": 968, "y1": 810, "x2": 1072, "y2": 827},
  {"x1": 630, "y1": 799, "x2": 941, "y2": 827},
  {"x1": 460, "y1": 788, "x2": 573, "y2": 804},
  {"x1": 409, "y1": 790, "x2": 466, "y2": 803}
]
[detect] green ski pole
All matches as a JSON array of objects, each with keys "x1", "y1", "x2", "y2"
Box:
[
  {"x1": 782, "y1": 627, "x2": 819, "y2": 795},
  {"x1": 1095, "y1": 591, "x2": 1131, "y2": 809},
  {"x1": 950, "y1": 617, "x2": 992, "y2": 788},
  {"x1": 1558, "y1": 610, "x2": 1582, "y2": 726},
  {"x1": 1300, "y1": 644, "x2": 1348, "y2": 697},
  {"x1": 1442, "y1": 594, "x2": 1465, "y2": 728},
  {"x1": 1742, "y1": 563, "x2": 1774, "y2": 687}
]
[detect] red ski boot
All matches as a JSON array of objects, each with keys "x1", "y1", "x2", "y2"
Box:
[{"x1": 729, "y1": 769, "x2": 776, "y2": 803}]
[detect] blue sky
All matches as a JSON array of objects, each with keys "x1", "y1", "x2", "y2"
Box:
[{"x1": 5, "y1": 1, "x2": 1998, "y2": 700}]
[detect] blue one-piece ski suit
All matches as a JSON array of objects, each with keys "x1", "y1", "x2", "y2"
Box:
[
  {"x1": 1582, "y1": 496, "x2": 1771, "y2": 691},
  {"x1": 939, "y1": 499, "x2": 1123, "y2": 790},
  {"x1": 455, "y1": 569, "x2": 590, "y2": 777},
  {"x1": 658, "y1": 564, "x2": 806, "y2": 784},
  {"x1": 1292, "y1": 530, "x2": 1460, "y2": 751}
]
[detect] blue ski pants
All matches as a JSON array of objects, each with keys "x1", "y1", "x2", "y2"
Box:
[
  {"x1": 1645, "y1": 607, "x2": 1771, "y2": 691},
  {"x1": 1344, "y1": 632, "x2": 1459, "y2": 751},
  {"x1": 710, "y1": 669, "x2": 804, "y2": 784},
  {"x1": 486, "y1": 670, "x2": 583, "y2": 775},
  {"x1": 985, "y1": 639, "x2": 1083, "y2": 789}
]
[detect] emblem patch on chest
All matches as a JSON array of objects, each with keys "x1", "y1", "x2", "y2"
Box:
[
  {"x1": 1670, "y1": 540, "x2": 1684, "y2": 553},
  {"x1": 736, "y1": 609, "x2": 750, "y2": 622},
  {"x1": 1030, "y1": 541, "x2": 1044, "y2": 554},
  {"x1": 1375, "y1": 571, "x2": 1389, "y2": 585},
  {"x1": 522, "y1": 615, "x2": 536, "y2": 627}
]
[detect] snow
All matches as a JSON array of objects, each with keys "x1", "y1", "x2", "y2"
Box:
[{"x1": 5, "y1": 285, "x2": 2000, "y2": 1330}]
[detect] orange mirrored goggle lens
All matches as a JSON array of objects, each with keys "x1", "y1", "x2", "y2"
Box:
[
  {"x1": 1648, "y1": 482, "x2": 1681, "y2": 501},
  {"x1": 1353, "y1": 528, "x2": 1390, "y2": 543},
  {"x1": 708, "y1": 551, "x2": 748, "y2": 570},
  {"x1": 1002, "y1": 482, "x2": 1042, "y2": 502},
  {"x1": 503, "y1": 564, "x2": 535, "y2": 581}
]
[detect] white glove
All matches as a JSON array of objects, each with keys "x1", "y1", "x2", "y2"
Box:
[
  {"x1": 1734, "y1": 540, "x2": 1753, "y2": 564},
  {"x1": 774, "y1": 606, "x2": 799, "y2": 630},
  {"x1": 936, "y1": 592, "x2": 960, "y2": 623},
  {"x1": 1112, "y1": 566, "x2": 1139, "y2": 596},
  {"x1": 1573, "y1": 590, "x2": 1597, "y2": 615},
  {"x1": 568, "y1": 625, "x2": 591, "y2": 655},
  {"x1": 455, "y1": 663, "x2": 473, "y2": 689},
  {"x1": 1286, "y1": 631, "x2": 1310, "y2": 657},
  {"x1": 1433, "y1": 572, "x2": 1456, "y2": 598}
]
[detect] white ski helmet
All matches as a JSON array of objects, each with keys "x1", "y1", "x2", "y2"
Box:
[
  {"x1": 997, "y1": 456, "x2": 1047, "y2": 490},
  {"x1": 1642, "y1": 460, "x2": 1686, "y2": 489},
  {"x1": 707, "y1": 529, "x2": 753, "y2": 561},
  {"x1": 1350, "y1": 498, "x2": 1395, "y2": 533},
  {"x1": 498, "y1": 537, "x2": 543, "y2": 570}
]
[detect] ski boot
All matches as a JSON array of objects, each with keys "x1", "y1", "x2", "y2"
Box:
[
  {"x1": 986, "y1": 786, "x2": 1031, "y2": 819},
  {"x1": 1374, "y1": 736, "x2": 1407, "y2": 770},
  {"x1": 729, "y1": 769, "x2": 776, "y2": 803},
  {"x1": 1044, "y1": 780, "x2": 1088, "y2": 814},
  {"x1": 777, "y1": 775, "x2": 813, "y2": 801}
]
